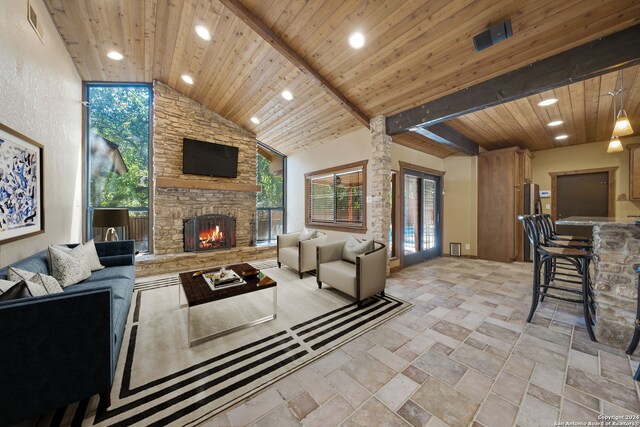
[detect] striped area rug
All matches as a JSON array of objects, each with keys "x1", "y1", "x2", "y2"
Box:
[{"x1": 36, "y1": 262, "x2": 410, "y2": 427}]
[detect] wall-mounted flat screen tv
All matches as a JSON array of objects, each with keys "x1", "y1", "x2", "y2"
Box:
[{"x1": 183, "y1": 138, "x2": 239, "y2": 178}]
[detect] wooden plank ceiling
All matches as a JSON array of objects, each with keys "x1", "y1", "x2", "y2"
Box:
[
  {"x1": 448, "y1": 65, "x2": 640, "y2": 152},
  {"x1": 44, "y1": 0, "x2": 640, "y2": 155}
]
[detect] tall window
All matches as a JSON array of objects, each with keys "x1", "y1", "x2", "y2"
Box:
[
  {"x1": 305, "y1": 160, "x2": 367, "y2": 232},
  {"x1": 256, "y1": 143, "x2": 285, "y2": 243},
  {"x1": 86, "y1": 84, "x2": 151, "y2": 252}
]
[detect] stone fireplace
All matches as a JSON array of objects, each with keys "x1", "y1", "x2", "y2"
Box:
[
  {"x1": 137, "y1": 81, "x2": 275, "y2": 277},
  {"x1": 184, "y1": 214, "x2": 236, "y2": 252}
]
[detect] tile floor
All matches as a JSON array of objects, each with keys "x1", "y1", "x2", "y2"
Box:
[{"x1": 199, "y1": 257, "x2": 640, "y2": 426}]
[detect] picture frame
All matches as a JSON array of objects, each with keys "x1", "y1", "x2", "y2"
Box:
[{"x1": 0, "y1": 123, "x2": 45, "y2": 244}]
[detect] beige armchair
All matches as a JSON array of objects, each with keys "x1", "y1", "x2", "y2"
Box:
[
  {"x1": 277, "y1": 230, "x2": 327, "y2": 279},
  {"x1": 316, "y1": 240, "x2": 387, "y2": 308}
]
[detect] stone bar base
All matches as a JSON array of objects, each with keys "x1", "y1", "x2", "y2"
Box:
[
  {"x1": 593, "y1": 223, "x2": 640, "y2": 349},
  {"x1": 136, "y1": 246, "x2": 276, "y2": 277}
]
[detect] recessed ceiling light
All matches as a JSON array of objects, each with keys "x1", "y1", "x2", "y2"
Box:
[
  {"x1": 195, "y1": 25, "x2": 211, "y2": 41},
  {"x1": 250, "y1": 117, "x2": 260, "y2": 124},
  {"x1": 538, "y1": 98, "x2": 558, "y2": 107},
  {"x1": 107, "y1": 51, "x2": 124, "y2": 61},
  {"x1": 547, "y1": 120, "x2": 563, "y2": 127},
  {"x1": 555, "y1": 134, "x2": 568, "y2": 140},
  {"x1": 348, "y1": 32, "x2": 366, "y2": 49},
  {"x1": 181, "y1": 74, "x2": 194, "y2": 85},
  {"x1": 281, "y1": 90, "x2": 293, "y2": 101}
]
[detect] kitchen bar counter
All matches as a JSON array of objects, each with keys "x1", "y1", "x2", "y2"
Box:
[
  {"x1": 556, "y1": 216, "x2": 640, "y2": 349},
  {"x1": 556, "y1": 216, "x2": 637, "y2": 226}
]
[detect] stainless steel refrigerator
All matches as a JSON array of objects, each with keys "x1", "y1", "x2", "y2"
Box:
[{"x1": 523, "y1": 183, "x2": 540, "y2": 262}]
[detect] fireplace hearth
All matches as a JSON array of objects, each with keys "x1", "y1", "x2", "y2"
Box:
[{"x1": 184, "y1": 214, "x2": 236, "y2": 252}]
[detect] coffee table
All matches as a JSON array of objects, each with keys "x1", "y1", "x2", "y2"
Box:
[{"x1": 179, "y1": 263, "x2": 277, "y2": 347}]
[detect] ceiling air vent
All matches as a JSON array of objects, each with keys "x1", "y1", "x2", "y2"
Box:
[
  {"x1": 27, "y1": 1, "x2": 44, "y2": 43},
  {"x1": 473, "y1": 19, "x2": 512, "y2": 52}
]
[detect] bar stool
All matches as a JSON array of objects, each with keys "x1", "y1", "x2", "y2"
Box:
[
  {"x1": 519, "y1": 215, "x2": 596, "y2": 341},
  {"x1": 535, "y1": 215, "x2": 591, "y2": 250},
  {"x1": 626, "y1": 265, "x2": 640, "y2": 381},
  {"x1": 541, "y1": 214, "x2": 590, "y2": 243},
  {"x1": 533, "y1": 215, "x2": 593, "y2": 304}
]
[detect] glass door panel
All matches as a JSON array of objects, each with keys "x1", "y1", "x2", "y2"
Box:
[
  {"x1": 422, "y1": 178, "x2": 436, "y2": 251},
  {"x1": 403, "y1": 171, "x2": 441, "y2": 266},
  {"x1": 403, "y1": 175, "x2": 419, "y2": 255}
]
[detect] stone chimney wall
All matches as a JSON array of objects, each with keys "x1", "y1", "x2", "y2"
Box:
[
  {"x1": 592, "y1": 223, "x2": 640, "y2": 348},
  {"x1": 152, "y1": 81, "x2": 257, "y2": 255}
]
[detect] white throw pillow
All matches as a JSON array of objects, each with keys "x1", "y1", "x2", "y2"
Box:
[
  {"x1": 80, "y1": 239, "x2": 104, "y2": 271},
  {"x1": 342, "y1": 236, "x2": 374, "y2": 264},
  {"x1": 298, "y1": 227, "x2": 317, "y2": 242},
  {"x1": 48, "y1": 245, "x2": 92, "y2": 287},
  {"x1": 0, "y1": 279, "x2": 16, "y2": 294},
  {"x1": 7, "y1": 267, "x2": 51, "y2": 296},
  {"x1": 53, "y1": 240, "x2": 104, "y2": 272}
]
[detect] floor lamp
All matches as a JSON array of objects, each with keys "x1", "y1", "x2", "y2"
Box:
[{"x1": 92, "y1": 208, "x2": 129, "y2": 241}]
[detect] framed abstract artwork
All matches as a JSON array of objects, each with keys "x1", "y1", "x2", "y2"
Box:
[{"x1": 0, "y1": 123, "x2": 44, "y2": 244}]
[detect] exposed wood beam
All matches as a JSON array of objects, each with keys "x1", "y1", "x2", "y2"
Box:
[
  {"x1": 413, "y1": 124, "x2": 479, "y2": 156},
  {"x1": 219, "y1": 0, "x2": 370, "y2": 127},
  {"x1": 387, "y1": 24, "x2": 640, "y2": 135},
  {"x1": 392, "y1": 132, "x2": 458, "y2": 159}
]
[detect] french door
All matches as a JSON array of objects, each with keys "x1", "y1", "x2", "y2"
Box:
[{"x1": 403, "y1": 170, "x2": 442, "y2": 266}]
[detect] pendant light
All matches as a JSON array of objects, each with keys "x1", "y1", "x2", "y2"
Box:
[
  {"x1": 612, "y1": 72, "x2": 634, "y2": 137},
  {"x1": 607, "y1": 137, "x2": 623, "y2": 153},
  {"x1": 614, "y1": 109, "x2": 633, "y2": 137},
  {"x1": 607, "y1": 89, "x2": 624, "y2": 153}
]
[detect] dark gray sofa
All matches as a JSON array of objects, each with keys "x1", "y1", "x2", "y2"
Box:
[{"x1": 0, "y1": 240, "x2": 135, "y2": 426}]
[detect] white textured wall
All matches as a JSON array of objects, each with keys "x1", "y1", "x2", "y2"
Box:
[
  {"x1": 286, "y1": 128, "x2": 447, "y2": 244},
  {"x1": 442, "y1": 155, "x2": 478, "y2": 256},
  {"x1": 391, "y1": 143, "x2": 444, "y2": 172},
  {"x1": 287, "y1": 128, "x2": 372, "y2": 242},
  {"x1": 0, "y1": 0, "x2": 83, "y2": 266}
]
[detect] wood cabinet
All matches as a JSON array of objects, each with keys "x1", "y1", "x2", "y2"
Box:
[
  {"x1": 478, "y1": 147, "x2": 531, "y2": 263},
  {"x1": 523, "y1": 151, "x2": 532, "y2": 183},
  {"x1": 628, "y1": 143, "x2": 640, "y2": 201}
]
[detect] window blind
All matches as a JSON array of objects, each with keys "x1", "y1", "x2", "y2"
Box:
[
  {"x1": 306, "y1": 166, "x2": 364, "y2": 226},
  {"x1": 309, "y1": 174, "x2": 334, "y2": 222}
]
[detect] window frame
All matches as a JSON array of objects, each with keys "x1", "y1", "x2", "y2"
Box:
[
  {"x1": 83, "y1": 82, "x2": 153, "y2": 252},
  {"x1": 390, "y1": 171, "x2": 397, "y2": 258},
  {"x1": 304, "y1": 160, "x2": 368, "y2": 233},
  {"x1": 256, "y1": 141, "x2": 287, "y2": 243}
]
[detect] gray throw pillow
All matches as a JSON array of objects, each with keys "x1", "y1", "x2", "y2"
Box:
[
  {"x1": 0, "y1": 281, "x2": 32, "y2": 301},
  {"x1": 8, "y1": 267, "x2": 64, "y2": 295},
  {"x1": 7, "y1": 267, "x2": 50, "y2": 297},
  {"x1": 48, "y1": 245, "x2": 92, "y2": 287},
  {"x1": 342, "y1": 235, "x2": 374, "y2": 264},
  {"x1": 53, "y1": 239, "x2": 104, "y2": 272},
  {"x1": 36, "y1": 273, "x2": 65, "y2": 294},
  {"x1": 298, "y1": 227, "x2": 317, "y2": 242}
]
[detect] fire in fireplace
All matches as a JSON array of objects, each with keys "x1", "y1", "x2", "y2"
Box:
[{"x1": 184, "y1": 214, "x2": 236, "y2": 252}]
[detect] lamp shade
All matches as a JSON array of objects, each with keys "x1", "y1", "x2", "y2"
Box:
[
  {"x1": 92, "y1": 208, "x2": 129, "y2": 227},
  {"x1": 607, "y1": 137, "x2": 623, "y2": 153},
  {"x1": 613, "y1": 108, "x2": 634, "y2": 137}
]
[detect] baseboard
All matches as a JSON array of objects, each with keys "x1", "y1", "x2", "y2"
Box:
[{"x1": 442, "y1": 254, "x2": 478, "y2": 259}]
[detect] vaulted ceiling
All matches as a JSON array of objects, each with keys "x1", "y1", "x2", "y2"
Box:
[{"x1": 44, "y1": 0, "x2": 640, "y2": 155}]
